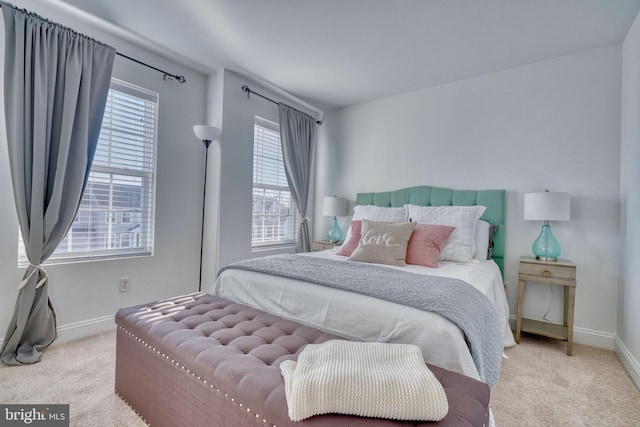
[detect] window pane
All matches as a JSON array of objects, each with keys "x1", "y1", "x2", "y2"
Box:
[
  {"x1": 18, "y1": 78, "x2": 158, "y2": 265},
  {"x1": 251, "y1": 117, "x2": 298, "y2": 248}
]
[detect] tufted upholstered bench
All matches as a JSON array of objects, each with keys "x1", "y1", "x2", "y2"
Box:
[{"x1": 115, "y1": 293, "x2": 490, "y2": 426}]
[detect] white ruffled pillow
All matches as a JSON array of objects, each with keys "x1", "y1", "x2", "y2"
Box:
[{"x1": 405, "y1": 205, "x2": 486, "y2": 263}]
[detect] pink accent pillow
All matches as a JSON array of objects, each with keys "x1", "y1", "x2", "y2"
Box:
[
  {"x1": 336, "y1": 220, "x2": 362, "y2": 256},
  {"x1": 405, "y1": 224, "x2": 456, "y2": 268}
]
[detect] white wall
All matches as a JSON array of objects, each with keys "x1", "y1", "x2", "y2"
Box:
[
  {"x1": 618, "y1": 11, "x2": 640, "y2": 388},
  {"x1": 0, "y1": 0, "x2": 208, "y2": 343},
  {"x1": 315, "y1": 44, "x2": 622, "y2": 349},
  {"x1": 200, "y1": 69, "x2": 319, "y2": 292},
  {"x1": 216, "y1": 70, "x2": 292, "y2": 272},
  {"x1": 200, "y1": 71, "x2": 224, "y2": 294}
]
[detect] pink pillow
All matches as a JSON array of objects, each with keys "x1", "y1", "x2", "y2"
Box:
[
  {"x1": 405, "y1": 224, "x2": 455, "y2": 268},
  {"x1": 336, "y1": 220, "x2": 362, "y2": 256}
]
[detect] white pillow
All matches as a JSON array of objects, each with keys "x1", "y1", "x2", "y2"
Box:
[
  {"x1": 405, "y1": 205, "x2": 486, "y2": 262},
  {"x1": 473, "y1": 220, "x2": 491, "y2": 260},
  {"x1": 352, "y1": 205, "x2": 408, "y2": 222},
  {"x1": 342, "y1": 205, "x2": 407, "y2": 246}
]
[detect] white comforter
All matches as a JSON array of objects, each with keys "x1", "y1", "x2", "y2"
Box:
[{"x1": 213, "y1": 249, "x2": 515, "y2": 382}]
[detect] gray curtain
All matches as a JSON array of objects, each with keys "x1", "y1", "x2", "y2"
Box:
[
  {"x1": 278, "y1": 103, "x2": 317, "y2": 253},
  {"x1": 0, "y1": 2, "x2": 115, "y2": 365}
]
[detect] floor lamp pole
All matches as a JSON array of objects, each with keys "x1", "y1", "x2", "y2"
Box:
[
  {"x1": 198, "y1": 140, "x2": 211, "y2": 292},
  {"x1": 192, "y1": 124, "x2": 221, "y2": 293}
]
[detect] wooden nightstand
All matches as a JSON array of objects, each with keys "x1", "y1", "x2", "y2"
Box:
[
  {"x1": 516, "y1": 256, "x2": 577, "y2": 355},
  {"x1": 311, "y1": 240, "x2": 341, "y2": 252}
]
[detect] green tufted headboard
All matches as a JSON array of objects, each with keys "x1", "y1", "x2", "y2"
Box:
[{"x1": 355, "y1": 186, "x2": 506, "y2": 276}]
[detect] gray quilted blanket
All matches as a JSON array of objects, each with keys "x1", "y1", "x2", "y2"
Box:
[{"x1": 219, "y1": 254, "x2": 502, "y2": 386}]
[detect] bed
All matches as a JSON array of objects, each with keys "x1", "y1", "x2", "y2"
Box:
[{"x1": 214, "y1": 185, "x2": 515, "y2": 386}]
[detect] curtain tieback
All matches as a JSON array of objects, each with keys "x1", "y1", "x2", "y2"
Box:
[
  {"x1": 17, "y1": 264, "x2": 49, "y2": 291},
  {"x1": 300, "y1": 216, "x2": 311, "y2": 224}
]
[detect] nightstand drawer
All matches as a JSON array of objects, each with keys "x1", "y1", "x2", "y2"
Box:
[{"x1": 519, "y1": 261, "x2": 575, "y2": 280}]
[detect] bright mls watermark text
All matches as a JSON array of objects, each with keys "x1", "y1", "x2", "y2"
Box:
[{"x1": 0, "y1": 405, "x2": 69, "y2": 426}]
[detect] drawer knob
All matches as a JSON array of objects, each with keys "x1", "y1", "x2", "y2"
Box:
[{"x1": 542, "y1": 269, "x2": 551, "y2": 277}]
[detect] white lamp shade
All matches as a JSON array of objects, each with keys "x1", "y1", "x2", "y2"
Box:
[
  {"x1": 193, "y1": 125, "x2": 221, "y2": 142},
  {"x1": 322, "y1": 196, "x2": 347, "y2": 217},
  {"x1": 524, "y1": 192, "x2": 570, "y2": 221}
]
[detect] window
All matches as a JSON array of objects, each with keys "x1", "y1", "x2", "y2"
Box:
[
  {"x1": 18, "y1": 78, "x2": 158, "y2": 265},
  {"x1": 104, "y1": 234, "x2": 116, "y2": 247},
  {"x1": 251, "y1": 117, "x2": 298, "y2": 248},
  {"x1": 106, "y1": 212, "x2": 117, "y2": 224},
  {"x1": 120, "y1": 233, "x2": 131, "y2": 248}
]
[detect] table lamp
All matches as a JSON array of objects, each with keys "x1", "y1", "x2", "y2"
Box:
[
  {"x1": 322, "y1": 196, "x2": 347, "y2": 243},
  {"x1": 524, "y1": 190, "x2": 570, "y2": 261}
]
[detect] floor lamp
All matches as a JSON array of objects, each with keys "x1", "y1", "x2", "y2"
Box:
[{"x1": 193, "y1": 125, "x2": 222, "y2": 291}]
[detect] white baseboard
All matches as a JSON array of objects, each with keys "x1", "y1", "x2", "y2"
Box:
[
  {"x1": 573, "y1": 326, "x2": 615, "y2": 350},
  {"x1": 53, "y1": 314, "x2": 116, "y2": 346},
  {"x1": 0, "y1": 314, "x2": 116, "y2": 349},
  {"x1": 508, "y1": 315, "x2": 615, "y2": 350},
  {"x1": 614, "y1": 337, "x2": 640, "y2": 390}
]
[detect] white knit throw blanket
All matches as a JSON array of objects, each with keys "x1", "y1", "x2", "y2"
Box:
[{"x1": 280, "y1": 340, "x2": 449, "y2": 422}]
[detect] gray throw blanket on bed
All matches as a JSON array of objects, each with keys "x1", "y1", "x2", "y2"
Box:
[{"x1": 219, "y1": 254, "x2": 502, "y2": 386}]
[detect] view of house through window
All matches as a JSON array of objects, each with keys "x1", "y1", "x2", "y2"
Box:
[
  {"x1": 251, "y1": 116, "x2": 298, "y2": 248},
  {"x1": 18, "y1": 78, "x2": 158, "y2": 265}
]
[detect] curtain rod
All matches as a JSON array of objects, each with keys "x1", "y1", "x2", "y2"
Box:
[
  {"x1": 116, "y1": 52, "x2": 186, "y2": 83},
  {"x1": 0, "y1": 3, "x2": 186, "y2": 83},
  {"x1": 241, "y1": 85, "x2": 322, "y2": 125}
]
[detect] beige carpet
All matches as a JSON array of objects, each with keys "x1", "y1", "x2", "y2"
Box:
[
  {"x1": 0, "y1": 332, "x2": 145, "y2": 427},
  {"x1": 492, "y1": 334, "x2": 640, "y2": 426},
  {"x1": 1, "y1": 331, "x2": 639, "y2": 426}
]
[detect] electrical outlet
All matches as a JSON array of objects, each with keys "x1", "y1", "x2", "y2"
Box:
[{"x1": 119, "y1": 277, "x2": 130, "y2": 293}]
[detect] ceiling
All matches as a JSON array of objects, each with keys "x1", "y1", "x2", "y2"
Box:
[{"x1": 54, "y1": 0, "x2": 640, "y2": 112}]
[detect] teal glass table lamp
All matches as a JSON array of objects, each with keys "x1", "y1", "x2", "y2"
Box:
[
  {"x1": 524, "y1": 191, "x2": 570, "y2": 261},
  {"x1": 322, "y1": 196, "x2": 348, "y2": 243}
]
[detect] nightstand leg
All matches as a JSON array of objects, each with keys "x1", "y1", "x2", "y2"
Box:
[
  {"x1": 516, "y1": 279, "x2": 525, "y2": 343},
  {"x1": 565, "y1": 286, "x2": 575, "y2": 356}
]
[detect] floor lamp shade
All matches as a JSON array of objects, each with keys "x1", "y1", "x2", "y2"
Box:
[
  {"x1": 524, "y1": 191, "x2": 570, "y2": 261},
  {"x1": 193, "y1": 125, "x2": 221, "y2": 147},
  {"x1": 322, "y1": 196, "x2": 347, "y2": 243}
]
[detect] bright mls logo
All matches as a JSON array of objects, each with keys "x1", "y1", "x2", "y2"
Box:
[{"x1": 0, "y1": 405, "x2": 69, "y2": 426}]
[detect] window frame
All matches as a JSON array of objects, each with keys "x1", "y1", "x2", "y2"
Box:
[
  {"x1": 18, "y1": 78, "x2": 159, "y2": 266},
  {"x1": 251, "y1": 116, "x2": 299, "y2": 250}
]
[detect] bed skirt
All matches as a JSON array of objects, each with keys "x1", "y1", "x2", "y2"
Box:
[{"x1": 115, "y1": 293, "x2": 490, "y2": 426}]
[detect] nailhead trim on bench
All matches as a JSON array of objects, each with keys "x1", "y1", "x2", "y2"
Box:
[{"x1": 117, "y1": 325, "x2": 277, "y2": 427}]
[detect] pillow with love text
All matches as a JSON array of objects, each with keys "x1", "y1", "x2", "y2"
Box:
[{"x1": 348, "y1": 220, "x2": 416, "y2": 267}]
